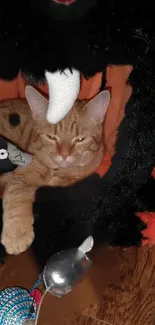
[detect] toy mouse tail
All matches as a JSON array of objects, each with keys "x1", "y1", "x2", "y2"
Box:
[{"x1": 45, "y1": 68, "x2": 80, "y2": 124}]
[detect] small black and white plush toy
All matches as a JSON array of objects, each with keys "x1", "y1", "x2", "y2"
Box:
[{"x1": 0, "y1": 137, "x2": 32, "y2": 173}]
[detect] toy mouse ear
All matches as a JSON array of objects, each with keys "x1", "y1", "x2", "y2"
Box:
[
  {"x1": 83, "y1": 90, "x2": 110, "y2": 122},
  {"x1": 25, "y1": 86, "x2": 48, "y2": 120}
]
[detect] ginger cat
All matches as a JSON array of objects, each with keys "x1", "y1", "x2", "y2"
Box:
[{"x1": 0, "y1": 86, "x2": 110, "y2": 255}]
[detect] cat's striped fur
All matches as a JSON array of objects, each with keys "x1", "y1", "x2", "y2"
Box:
[{"x1": 0, "y1": 87, "x2": 110, "y2": 256}]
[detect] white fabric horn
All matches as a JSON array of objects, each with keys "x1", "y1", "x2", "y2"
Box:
[{"x1": 45, "y1": 68, "x2": 80, "y2": 124}]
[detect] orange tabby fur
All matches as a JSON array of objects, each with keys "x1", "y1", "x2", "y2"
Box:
[{"x1": 0, "y1": 87, "x2": 110, "y2": 255}]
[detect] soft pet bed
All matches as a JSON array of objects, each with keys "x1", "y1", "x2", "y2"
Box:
[{"x1": 0, "y1": 66, "x2": 154, "y2": 268}]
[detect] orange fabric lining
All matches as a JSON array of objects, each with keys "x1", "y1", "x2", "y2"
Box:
[{"x1": 0, "y1": 67, "x2": 154, "y2": 245}]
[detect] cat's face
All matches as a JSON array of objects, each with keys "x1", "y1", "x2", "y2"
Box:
[
  {"x1": 38, "y1": 104, "x2": 104, "y2": 168},
  {"x1": 25, "y1": 86, "x2": 110, "y2": 169}
]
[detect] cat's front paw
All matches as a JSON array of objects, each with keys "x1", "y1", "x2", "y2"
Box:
[{"x1": 1, "y1": 222, "x2": 34, "y2": 255}]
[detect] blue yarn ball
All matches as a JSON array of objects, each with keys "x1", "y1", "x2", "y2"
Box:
[{"x1": 0, "y1": 287, "x2": 36, "y2": 325}]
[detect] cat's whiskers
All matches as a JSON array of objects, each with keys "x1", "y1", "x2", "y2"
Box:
[{"x1": 54, "y1": 158, "x2": 73, "y2": 168}]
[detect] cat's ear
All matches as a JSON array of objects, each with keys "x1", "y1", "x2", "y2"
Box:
[
  {"x1": 83, "y1": 90, "x2": 110, "y2": 122},
  {"x1": 25, "y1": 86, "x2": 48, "y2": 120}
]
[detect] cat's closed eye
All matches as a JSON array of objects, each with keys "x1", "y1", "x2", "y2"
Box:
[
  {"x1": 74, "y1": 137, "x2": 85, "y2": 143},
  {"x1": 46, "y1": 134, "x2": 57, "y2": 141}
]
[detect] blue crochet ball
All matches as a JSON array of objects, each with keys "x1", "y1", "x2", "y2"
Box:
[{"x1": 0, "y1": 287, "x2": 36, "y2": 325}]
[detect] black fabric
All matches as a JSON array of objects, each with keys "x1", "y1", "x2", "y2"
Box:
[
  {"x1": 0, "y1": 0, "x2": 139, "y2": 82},
  {"x1": 42, "y1": 0, "x2": 96, "y2": 20},
  {"x1": 1, "y1": 0, "x2": 155, "y2": 267}
]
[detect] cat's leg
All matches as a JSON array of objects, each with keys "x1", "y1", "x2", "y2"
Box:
[
  {"x1": 0, "y1": 172, "x2": 12, "y2": 190},
  {"x1": 1, "y1": 175, "x2": 36, "y2": 255}
]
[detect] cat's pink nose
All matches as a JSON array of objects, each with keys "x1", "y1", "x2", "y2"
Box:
[
  {"x1": 59, "y1": 144, "x2": 70, "y2": 161},
  {"x1": 61, "y1": 153, "x2": 68, "y2": 161}
]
